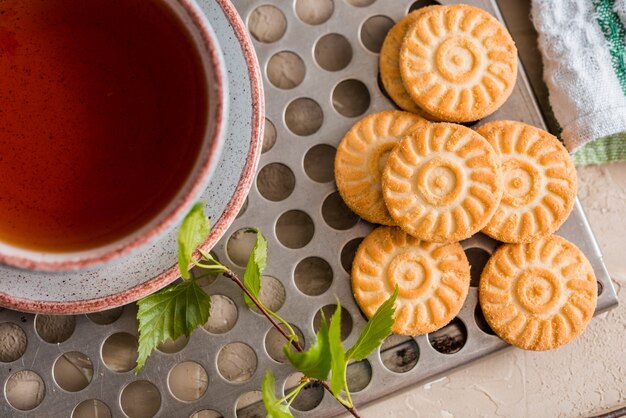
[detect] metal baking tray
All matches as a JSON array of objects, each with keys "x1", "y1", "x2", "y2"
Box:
[{"x1": 0, "y1": 1, "x2": 617, "y2": 417}]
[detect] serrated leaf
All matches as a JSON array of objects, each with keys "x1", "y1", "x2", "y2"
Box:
[
  {"x1": 346, "y1": 286, "x2": 398, "y2": 361},
  {"x1": 136, "y1": 280, "x2": 210, "y2": 372},
  {"x1": 262, "y1": 370, "x2": 294, "y2": 418},
  {"x1": 177, "y1": 202, "x2": 210, "y2": 279},
  {"x1": 283, "y1": 314, "x2": 331, "y2": 381},
  {"x1": 328, "y1": 304, "x2": 347, "y2": 398},
  {"x1": 243, "y1": 228, "x2": 267, "y2": 307}
]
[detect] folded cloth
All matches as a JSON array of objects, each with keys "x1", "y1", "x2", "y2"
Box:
[{"x1": 531, "y1": 0, "x2": 626, "y2": 164}]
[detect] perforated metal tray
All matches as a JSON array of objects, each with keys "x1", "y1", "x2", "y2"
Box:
[{"x1": 0, "y1": 1, "x2": 618, "y2": 417}]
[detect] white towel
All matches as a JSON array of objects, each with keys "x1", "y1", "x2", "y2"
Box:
[{"x1": 531, "y1": 0, "x2": 626, "y2": 164}]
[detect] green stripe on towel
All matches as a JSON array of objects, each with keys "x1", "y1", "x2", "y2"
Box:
[{"x1": 593, "y1": 0, "x2": 626, "y2": 94}]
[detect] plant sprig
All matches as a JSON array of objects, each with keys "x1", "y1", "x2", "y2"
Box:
[{"x1": 136, "y1": 204, "x2": 398, "y2": 417}]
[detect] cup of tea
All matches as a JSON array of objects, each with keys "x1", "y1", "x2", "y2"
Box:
[{"x1": 0, "y1": 0, "x2": 227, "y2": 271}]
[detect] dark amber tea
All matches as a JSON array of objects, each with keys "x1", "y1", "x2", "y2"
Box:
[{"x1": 0, "y1": 0, "x2": 208, "y2": 251}]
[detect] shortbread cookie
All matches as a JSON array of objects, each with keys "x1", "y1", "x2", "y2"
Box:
[
  {"x1": 400, "y1": 4, "x2": 517, "y2": 122},
  {"x1": 352, "y1": 226, "x2": 470, "y2": 335},
  {"x1": 476, "y1": 121, "x2": 576, "y2": 243},
  {"x1": 479, "y1": 235, "x2": 597, "y2": 350},
  {"x1": 383, "y1": 122, "x2": 503, "y2": 242},
  {"x1": 335, "y1": 110, "x2": 429, "y2": 225},
  {"x1": 379, "y1": 6, "x2": 441, "y2": 116}
]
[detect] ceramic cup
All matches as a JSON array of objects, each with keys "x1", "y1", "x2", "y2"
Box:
[{"x1": 0, "y1": 0, "x2": 226, "y2": 272}]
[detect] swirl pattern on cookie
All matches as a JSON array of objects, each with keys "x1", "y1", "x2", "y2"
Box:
[
  {"x1": 476, "y1": 121, "x2": 576, "y2": 243},
  {"x1": 399, "y1": 4, "x2": 517, "y2": 122},
  {"x1": 352, "y1": 226, "x2": 470, "y2": 335},
  {"x1": 383, "y1": 123, "x2": 503, "y2": 242},
  {"x1": 335, "y1": 111, "x2": 429, "y2": 225},
  {"x1": 479, "y1": 235, "x2": 597, "y2": 350},
  {"x1": 379, "y1": 6, "x2": 440, "y2": 116}
]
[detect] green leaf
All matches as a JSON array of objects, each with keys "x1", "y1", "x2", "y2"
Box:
[
  {"x1": 283, "y1": 313, "x2": 331, "y2": 381},
  {"x1": 177, "y1": 202, "x2": 210, "y2": 279},
  {"x1": 243, "y1": 228, "x2": 267, "y2": 307},
  {"x1": 346, "y1": 285, "x2": 398, "y2": 361},
  {"x1": 136, "y1": 280, "x2": 210, "y2": 372},
  {"x1": 262, "y1": 370, "x2": 294, "y2": 418},
  {"x1": 328, "y1": 304, "x2": 348, "y2": 398}
]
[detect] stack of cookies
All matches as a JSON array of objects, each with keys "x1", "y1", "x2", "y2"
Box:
[{"x1": 336, "y1": 4, "x2": 597, "y2": 351}]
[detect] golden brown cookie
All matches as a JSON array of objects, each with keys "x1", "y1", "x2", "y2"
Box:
[
  {"x1": 379, "y1": 6, "x2": 441, "y2": 117},
  {"x1": 476, "y1": 121, "x2": 577, "y2": 243},
  {"x1": 479, "y1": 235, "x2": 597, "y2": 350},
  {"x1": 352, "y1": 226, "x2": 470, "y2": 335},
  {"x1": 383, "y1": 122, "x2": 503, "y2": 242},
  {"x1": 399, "y1": 4, "x2": 518, "y2": 122},
  {"x1": 335, "y1": 110, "x2": 429, "y2": 225}
]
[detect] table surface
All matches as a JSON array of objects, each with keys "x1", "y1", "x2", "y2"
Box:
[{"x1": 353, "y1": 1, "x2": 626, "y2": 417}]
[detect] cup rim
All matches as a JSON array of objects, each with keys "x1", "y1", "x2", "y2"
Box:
[{"x1": 0, "y1": 0, "x2": 227, "y2": 272}]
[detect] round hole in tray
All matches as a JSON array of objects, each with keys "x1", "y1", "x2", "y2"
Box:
[
  {"x1": 235, "y1": 391, "x2": 265, "y2": 418},
  {"x1": 227, "y1": 228, "x2": 259, "y2": 267},
  {"x1": 253, "y1": 275, "x2": 286, "y2": 313},
  {"x1": 35, "y1": 314, "x2": 75, "y2": 343},
  {"x1": 194, "y1": 251, "x2": 222, "y2": 287},
  {"x1": 204, "y1": 295, "x2": 238, "y2": 335},
  {"x1": 262, "y1": 118, "x2": 277, "y2": 153},
  {"x1": 285, "y1": 98, "x2": 324, "y2": 136},
  {"x1": 193, "y1": 251, "x2": 222, "y2": 287},
  {"x1": 314, "y1": 33, "x2": 353, "y2": 71},
  {"x1": 248, "y1": 5, "x2": 287, "y2": 43},
  {"x1": 474, "y1": 303, "x2": 497, "y2": 336},
  {"x1": 597, "y1": 280, "x2": 604, "y2": 296},
  {"x1": 347, "y1": 0, "x2": 376, "y2": 7},
  {"x1": 157, "y1": 335, "x2": 189, "y2": 354},
  {"x1": 5, "y1": 370, "x2": 45, "y2": 411},
  {"x1": 294, "y1": 256, "x2": 333, "y2": 296},
  {"x1": 0, "y1": 322, "x2": 27, "y2": 362},
  {"x1": 341, "y1": 237, "x2": 364, "y2": 274},
  {"x1": 347, "y1": 359, "x2": 372, "y2": 392},
  {"x1": 284, "y1": 372, "x2": 324, "y2": 411},
  {"x1": 168, "y1": 361, "x2": 209, "y2": 402},
  {"x1": 265, "y1": 324, "x2": 305, "y2": 363},
  {"x1": 322, "y1": 191, "x2": 359, "y2": 230},
  {"x1": 361, "y1": 15, "x2": 395, "y2": 53},
  {"x1": 465, "y1": 247, "x2": 490, "y2": 287},
  {"x1": 87, "y1": 307, "x2": 124, "y2": 325},
  {"x1": 267, "y1": 51, "x2": 306, "y2": 90},
  {"x1": 53, "y1": 351, "x2": 94, "y2": 392},
  {"x1": 190, "y1": 410, "x2": 223, "y2": 418},
  {"x1": 409, "y1": 0, "x2": 442, "y2": 13},
  {"x1": 276, "y1": 210, "x2": 315, "y2": 249},
  {"x1": 101, "y1": 332, "x2": 138, "y2": 373},
  {"x1": 313, "y1": 304, "x2": 353, "y2": 341},
  {"x1": 296, "y1": 0, "x2": 334, "y2": 25},
  {"x1": 217, "y1": 342, "x2": 257, "y2": 383},
  {"x1": 428, "y1": 318, "x2": 468, "y2": 354},
  {"x1": 380, "y1": 335, "x2": 419, "y2": 373},
  {"x1": 120, "y1": 380, "x2": 161, "y2": 418},
  {"x1": 333, "y1": 79, "x2": 370, "y2": 117},
  {"x1": 72, "y1": 399, "x2": 112, "y2": 418},
  {"x1": 304, "y1": 144, "x2": 336, "y2": 183},
  {"x1": 257, "y1": 163, "x2": 296, "y2": 202}
]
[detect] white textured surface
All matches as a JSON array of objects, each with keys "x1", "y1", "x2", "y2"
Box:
[{"x1": 352, "y1": 163, "x2": 626, "y2": 417}]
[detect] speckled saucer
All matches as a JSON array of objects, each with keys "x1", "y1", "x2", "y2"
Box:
[{"x1": 0, "y1": 0, "x2": 264, "y2": 314}]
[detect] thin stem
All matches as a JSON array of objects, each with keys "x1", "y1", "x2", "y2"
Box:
[
  {"x1": 222, "y1": 269, "x2": 363, "y2": 418},
  {"x1": 344, "y1": 379, "x2": 354, "y2": 408},
  {"x1": 265, "y1": 307, "x2": 298, "y2": 341},
  {"x1": 223, "y1": 269, "x2": 303, "y2": 352}
]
